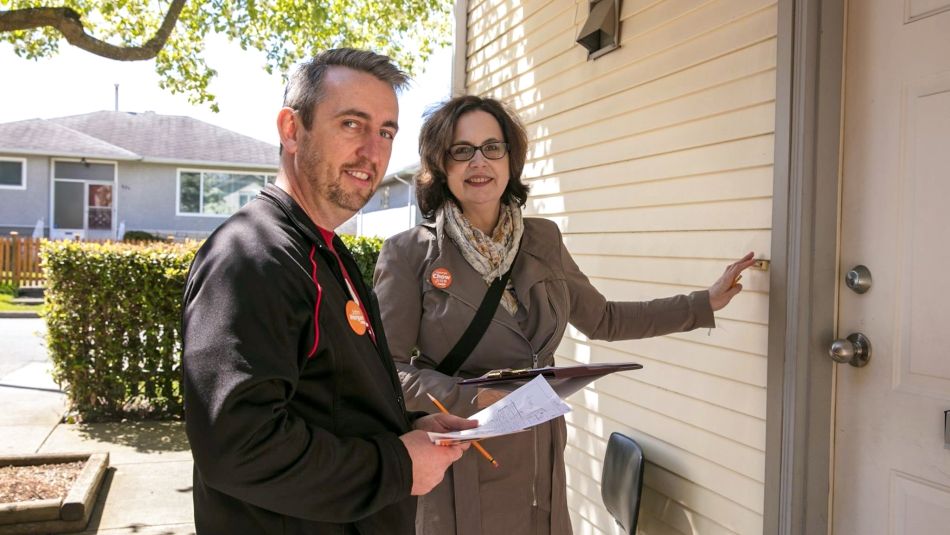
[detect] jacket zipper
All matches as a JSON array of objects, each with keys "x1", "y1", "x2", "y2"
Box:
[{"x1": 445, "y1": 290, "x2": 541, "y2": 508}]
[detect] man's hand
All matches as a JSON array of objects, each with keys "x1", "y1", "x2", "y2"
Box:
[
  {"x1": 708, "y1": 252, "x2": 757, "y2": 311},
  {"x1": 399, "y1": 429, "x2": 470, "y2": 495},
  {"x1": 413, "y1": 412, "x2": 478, "y2": 433}
]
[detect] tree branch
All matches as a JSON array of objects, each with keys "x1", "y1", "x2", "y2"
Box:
[{"x1": 0, "y1": 1, "x2": 188, "y2": 61}]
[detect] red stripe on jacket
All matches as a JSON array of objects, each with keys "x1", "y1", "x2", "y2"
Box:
[{"x1": 308, "y1": 245, "x2": 322, "y2": 358}]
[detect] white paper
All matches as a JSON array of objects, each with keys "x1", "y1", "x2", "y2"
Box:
[{"x1": 428, "y1": 375, "x2": 572, "y2": 444}]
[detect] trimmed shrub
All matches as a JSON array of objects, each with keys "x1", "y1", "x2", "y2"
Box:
[
  {"x1": 41, "y1": 240, "x2": 198, "y2": 421},
  {"x1": 40, "y1": 234, "x2": 384, "y2": 422},
  {"x1": 122, "y1": 230, "x2": 164, "y2": 243},
  {"x1": 339, "y1": 234, "x2": 383, "y2": 288}
]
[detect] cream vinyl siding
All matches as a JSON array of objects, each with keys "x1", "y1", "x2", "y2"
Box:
[{"x1": 462, "y1": 0, "x2": 775, "y2": 533}]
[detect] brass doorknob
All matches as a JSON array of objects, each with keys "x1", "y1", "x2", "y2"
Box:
[{"x1": 829, "y1": 332, "x2": 871, "y2": 367}]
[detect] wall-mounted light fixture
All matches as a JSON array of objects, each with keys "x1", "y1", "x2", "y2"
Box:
[{"x1": 576, "y1": 0, "x2": 621, "y2": 60}]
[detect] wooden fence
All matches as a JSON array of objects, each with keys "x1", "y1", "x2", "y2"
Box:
[{"x1": 0, "y1": 232, "x2": 44, "y2": 288}]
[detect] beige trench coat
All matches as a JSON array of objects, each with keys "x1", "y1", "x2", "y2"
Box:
[{"x1": 373, "y1": 216, "x2": 714, "y2": 535}]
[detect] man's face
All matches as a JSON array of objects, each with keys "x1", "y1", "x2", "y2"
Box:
[{"x1": 293, "y1": 67, "x2": 398, "y2": 222}]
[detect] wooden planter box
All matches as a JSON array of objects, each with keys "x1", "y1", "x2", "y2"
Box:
[{"x1": 0, "y1": 452, "x2": 109, "y2": 534}]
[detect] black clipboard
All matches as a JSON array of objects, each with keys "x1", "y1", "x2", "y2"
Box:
[{"x1": 458, "y1": 362, "x2": 643, "y2": 398}]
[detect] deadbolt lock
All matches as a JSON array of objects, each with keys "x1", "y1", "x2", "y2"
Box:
[{"x1": 845, "y1": 265, "x2": 872, "y2": 294}]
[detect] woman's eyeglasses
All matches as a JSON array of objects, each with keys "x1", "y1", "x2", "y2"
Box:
[{"x1": 446, "y1": 142, "x2": 509, "y2": 161}]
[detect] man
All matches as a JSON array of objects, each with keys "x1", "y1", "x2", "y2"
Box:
[{"x1": 182, "y1": 48, "x2": 474, "y2": 534}]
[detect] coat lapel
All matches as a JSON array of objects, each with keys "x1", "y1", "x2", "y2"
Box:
[{"x1": 424, "y1": 220, "x2": 525, "y2": 336}]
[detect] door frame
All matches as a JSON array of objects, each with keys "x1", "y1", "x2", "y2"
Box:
[
  {"x1": 48, "y1": 158, "x2": 118, "y2": 239},
  {"x1": 765, "y1": 0, "x2": 845, "y2": 533}
]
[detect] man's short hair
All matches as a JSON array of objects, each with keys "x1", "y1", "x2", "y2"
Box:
[{"x1": 283, "y1": 48, "x2": 410, "y2": 131}]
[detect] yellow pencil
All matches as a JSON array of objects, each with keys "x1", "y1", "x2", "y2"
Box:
[{"x1": 426, "y1": 393, "x2": 499, "y2": 468}]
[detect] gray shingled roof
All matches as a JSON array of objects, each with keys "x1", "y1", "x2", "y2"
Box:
[
  {"x1": 0, "y1": 111, "x2": 278, "y2": 168},
  {"x1": 0, "y1": 119, "x2": 140, "y2": 160}
]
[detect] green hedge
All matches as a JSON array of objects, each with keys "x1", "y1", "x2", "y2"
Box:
[
  {"x1": 41, "y1": 233, "x2": 383, "y2": 422},
  {"x1": 122, "y1": 230, "x2": 165, "y2": 242},
  {"x1": 42, "y1": 240, "x2": 198, "y2": 421},
  {"x1": 339, "y1": 234, "x2": 383, "y2": 289}
]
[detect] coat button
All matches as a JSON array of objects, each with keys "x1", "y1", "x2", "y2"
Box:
[{"x1": 396, "y1": 395, "x2": 404, "y2": 405}]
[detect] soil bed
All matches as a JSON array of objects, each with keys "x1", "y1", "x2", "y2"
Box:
[{"x1": 0, "y1": 461, "x2": 83, "y2": 503}]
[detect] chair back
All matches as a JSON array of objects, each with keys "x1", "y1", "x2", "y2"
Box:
[{"x1": 601, "y1": 432, "x2": 645, "y2": 534}]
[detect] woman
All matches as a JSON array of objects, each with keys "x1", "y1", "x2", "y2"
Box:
[{"x1": 373, "y1": 95, "x2": 754, "y2": 535}]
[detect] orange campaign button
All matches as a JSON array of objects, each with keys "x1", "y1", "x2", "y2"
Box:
[
  {"x1": 430, "y1": 267, "x2": 453, "y2": 289},
  {"x1": 346, "y1": 300, "x2": 368, "y2": 335}
]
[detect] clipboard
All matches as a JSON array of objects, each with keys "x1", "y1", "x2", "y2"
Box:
[{"x1": 458, "y1": 362, "x2": 643, "y2": 398}]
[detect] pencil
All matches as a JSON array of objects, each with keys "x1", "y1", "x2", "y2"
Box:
[{"x1": 426, "y1": 393, "x2": 499, "y2": 468}]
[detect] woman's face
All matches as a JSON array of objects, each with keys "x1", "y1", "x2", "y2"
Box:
[{"x1": 445, "y1": 110, "x2": 510, "y2": 216}]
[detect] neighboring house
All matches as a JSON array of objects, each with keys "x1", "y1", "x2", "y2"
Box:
[
  {"x1": 456, "y1": 1, "x2": 948, "y2": 534},
  {"x1": 0, "y1": 111, "x2": 278, "y2": 240},
  {"x1": 342, "y1": 163, "x2": 422, "y2": 238}
]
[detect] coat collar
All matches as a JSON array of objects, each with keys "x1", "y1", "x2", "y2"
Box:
[
  {"x1": 259, "y1": 183, "x2": 325, "y2": 247},
  {"x1": 420, "y1": 216, "x2": 560, "y2": 324}
]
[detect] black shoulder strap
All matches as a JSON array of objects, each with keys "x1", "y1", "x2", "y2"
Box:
[{"x1": 435, "y1": 266, "x2": 514, "y2": 377}]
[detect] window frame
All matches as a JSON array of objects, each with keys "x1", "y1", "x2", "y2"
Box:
[
  {"x1": 0, "y1": 156, "x2": 27, "y2": 190},
  {"x1": 176, "y1": 167, "x2": 276, "y2": 218}
]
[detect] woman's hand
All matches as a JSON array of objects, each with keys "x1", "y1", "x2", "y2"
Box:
[
  {"x1": 475, "y1": 388, "x2": 508, "y2": 410},
  {"x1": 708, "y1": 252, "x2": 757, "y2": 311}
]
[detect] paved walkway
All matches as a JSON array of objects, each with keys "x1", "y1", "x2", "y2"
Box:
[{"x1": 0, "y1": 318, "x2": 195, "y2": 534}]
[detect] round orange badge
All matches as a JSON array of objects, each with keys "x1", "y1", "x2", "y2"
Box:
[
  {"x1": 430, "y1": 268, "x2": 453, "y2": 289},
  {"x1": 345, "y1": 300, "x2": 368, "y2": 335}
]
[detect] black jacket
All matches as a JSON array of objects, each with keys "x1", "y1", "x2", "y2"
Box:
[{"x1": 182, "y1": 184, "x2": 418, "y2": 534}]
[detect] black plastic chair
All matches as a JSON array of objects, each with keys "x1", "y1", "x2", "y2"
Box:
[{"x1": 601, "y1": 432, "x2": 645, "y2": 534}]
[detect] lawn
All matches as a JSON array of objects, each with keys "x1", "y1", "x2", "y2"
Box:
[{"x1": 0, "y1": 292, "x2": 43, "y2": 313}]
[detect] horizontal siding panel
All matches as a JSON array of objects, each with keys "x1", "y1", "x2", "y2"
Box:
[
  {"x1": 572, "y1": 277, "x2": 769, "y2": 324},
  {"x1": 468, "y1": 3, "x2": 575, "y2": 78},
  {"x1": 526, "y1": 71, "x2": 776, "y2": 160},
  {"x1": 564, "y1": 442, "x2": 762, "y2": 534},
  {"x1": 524, "y1": 102, "x2": 776, "y2": 177},
  {"x1": 568, "y1": 468, "x2": 742, "y2": 535},
  {"x1": 467, "y1": 0, "x2": 554, "y2": 55},
  {"x1": 485, "y1": 5, "x2": 778, "y2": 115},
  {"x1": 525, "y1": 135, "x2": 774, "y2": 190},
  {"x1": 556, "y1": 339, "x2": 766, "y2": 418},
  {"x1": 566, "y1": 320, "x2": 769, "y2": 366},
  {"x1": 569, "y1": 254, "x2": 770, "y2": 296},
  {"x1": 561, "y1": 326, "x2": 767, "y2": 384},
  {"x1": 528, "y1": 167, "x2": 774, "y2": 216},
  {"x1": 560, "y1": 230, "x2": 771, "y2": 261},
  {"x1": 644, "y1": 465, "x2": 762, "y2": 534},
  {"x1": 570, "y1": 369, "x2": 767, "y2": 449},
  {"x1": 640, "y1": 487, "x2": 739, "y2": 535},
  {"x1": 571, "y1": 390, "x2": 765, "y2": 483},
  {"x1": 548, "y1": 198, "x2": 773, "y2": 234},
  {"x1": 565, "y1": 417, "x2": 764, "y2": 513},
  {"x1": 522, "y1": 38, "x2": 777, "y2": 132},
  {"x1": 472, "y1": 0, "x2": 774, "y2": 104},
  {"x1": 469, "y1": 16, "x2": 578, "y2": 93},
  {"x1": 576, "y1": 333, "x2": 767, "y2": 386},
  {"x1": 668, "y1": 318, "x2": 770, "y2": 356}
]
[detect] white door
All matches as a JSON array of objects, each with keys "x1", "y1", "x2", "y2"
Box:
[{"x1": 833, "y1": 2, "x2": 950, "y2": 533}]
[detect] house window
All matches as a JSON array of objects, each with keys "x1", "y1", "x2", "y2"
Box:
[
  {"x1": 178, "y1": 169, "x2": 275, "y2": 216},
  {"x1": 0, "y1": 157, "x2": 26, "y2": 189}
]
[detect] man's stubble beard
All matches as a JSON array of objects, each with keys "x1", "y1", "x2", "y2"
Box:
[{"x1": 300, "y1": 138, "x2": 377, "y2": 213}]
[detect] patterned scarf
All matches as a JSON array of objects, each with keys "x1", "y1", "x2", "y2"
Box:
[{"x1": 440, "y1": 200, "x2": 524, "y2": 315}]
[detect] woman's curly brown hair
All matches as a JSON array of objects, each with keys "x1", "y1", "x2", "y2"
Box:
[{"x1": 415, "y1": 96, "x2": 530, "y2": 219}]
